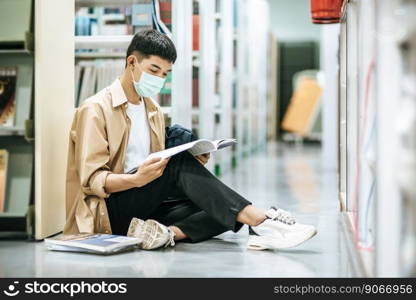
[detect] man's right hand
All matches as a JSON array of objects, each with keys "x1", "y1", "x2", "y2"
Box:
[{"x1": 133, "y1": 156, "x2": 170, "y2": 187}]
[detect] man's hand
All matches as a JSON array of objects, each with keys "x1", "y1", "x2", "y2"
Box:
[
  {"x1": 133, "y1": 156, "x2": 170, "y2": 187},
  {"x1": 195, "y1": 153, "x2": 210, "y2": 165}
]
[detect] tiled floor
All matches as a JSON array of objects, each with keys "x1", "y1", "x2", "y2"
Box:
[{"x1": 0, "y1": 143, "x2": 350, "y2": 277}]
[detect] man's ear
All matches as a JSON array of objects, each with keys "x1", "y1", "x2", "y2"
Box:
[{"x1": 126, "y1": 55, "x2": 137, "y2": 69}]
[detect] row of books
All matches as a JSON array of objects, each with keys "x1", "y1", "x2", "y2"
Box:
[
  {"x1": 75, "y1": 1, "x2": 174, "y2": 106},
  {"x1": 75, "y1": 59, "x2": 173, "y2": 107},
  {"x1": 75, "y1": 59, "x2": 125, "y2": 107},
  {"x1": 75, "y1": 0, "x2": 172, "y2": 38},
  {"x1": 0, "y1": 67, "x2": 17, "y2": 128}
]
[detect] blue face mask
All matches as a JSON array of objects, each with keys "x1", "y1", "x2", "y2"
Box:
[{"x1": 131, "y1": 63, "x2": 166, "y2": 97}]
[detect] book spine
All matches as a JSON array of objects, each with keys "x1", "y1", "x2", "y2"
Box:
[
  {"x1": 0, "y1": 67, "x2": 17, "y2": 127},
  {"x1": 0, "y1": 149, "x2": 9, "y2": 213}
]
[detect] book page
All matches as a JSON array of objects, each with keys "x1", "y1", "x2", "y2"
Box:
[
  {"x1": 145, "y1": 138, "x2": 237, "y2": 161},
  {"x1": 188, "y1": 140, "x2": 216, "y2": 156},
  {"x1": 213, "y1": 138, "x2": 237, "y2": 150},
  {"x1": 46, "y1": 244, "x2": 100, "y2": 254},
  {"x1": 147, "y1": 140, "x2": 202, "y2": 160}
]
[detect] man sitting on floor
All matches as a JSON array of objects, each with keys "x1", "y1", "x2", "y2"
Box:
[{"x1": 63, "y1": 29, "x2": 317, "y2": 251}]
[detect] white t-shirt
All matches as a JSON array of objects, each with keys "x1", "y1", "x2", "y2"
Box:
[{"x1": 124, "y1": 100, "x2": 151, "y2": 173}]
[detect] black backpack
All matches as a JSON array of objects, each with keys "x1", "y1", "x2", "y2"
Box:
[{"x1": 165, "y1": 124, "x2": 198, "y2": 149}]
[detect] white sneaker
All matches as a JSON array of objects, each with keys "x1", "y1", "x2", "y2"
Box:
[
  {"x1": 247, "y1": 207, "x2": 317, "y2": 250},
  {"x1": 127, "y1": 218, "x2": 176, "y2": 250}
]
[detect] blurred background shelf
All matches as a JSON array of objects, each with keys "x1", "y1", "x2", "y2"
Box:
[
  {"x1": 76, "y1": 0, "x2": 139, "y2": 8},
  {"x1": 75, "y1": 52, "x2": 126, "y2": 58},
  {"x1": 0, "y1": 127, "x2": 26, "y2": 136},
  {"x1": 0, "y1": 49, "x2": 32, "y2": 55},
  {"x1": 75, "y1": 35, "x2": 133, "y2": 49}
]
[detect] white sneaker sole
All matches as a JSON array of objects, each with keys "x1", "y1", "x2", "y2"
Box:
[{"x1": 247, "y1": 228, "x2": 317, "y2": 250}]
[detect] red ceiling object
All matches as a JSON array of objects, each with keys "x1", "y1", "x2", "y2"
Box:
[{"x1": 310, "y1": 0, "x2": 346, "y2": 24}]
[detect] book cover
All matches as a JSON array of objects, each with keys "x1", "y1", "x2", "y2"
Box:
[
  {"x1": 132, "y1": 3, "x2": 153, "y2": 27},
  {"x1": 192, "y1": 66, "x2": 199, "y2": 108},
  {"x1": 159, "y1": 0, "x2": 172, "y2": 25},
  {"x1": 0, "y1": 67, "x2": 17, "y2": 127},
  {"x1": 45, "y1": 233, "x2": 141, "y2": 254},
  {"x1": 152, "y1": 0, "x2": 172, "y2": 38},
  {"x1": 0, "y1": 149, "x2": 9, "y2": 213},
  {"x1": 193, "y1": 15, "x2": 199, "y2": 51}
]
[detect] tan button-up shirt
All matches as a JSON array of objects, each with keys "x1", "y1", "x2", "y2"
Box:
[{"x1": 63, "y1": 78, "x2": 165, "y2": 235}]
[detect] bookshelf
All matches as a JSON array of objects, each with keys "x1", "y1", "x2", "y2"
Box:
[
  {"x1": 0, "y1": 0, "x2": 71, "y2": 240},
  {"x1": 170, "y1": 0, "x2": 193, "y2": 129},
  {"x1": 0, "y1": 0, "x2": 34, "y2": 237},
  {"x1": 74, "y1": 0, "x2": 193, "y2": 127},
  {"x1": 74, "y1": 35, "x2": 133, "y2": 49},
  {"x1": 234, "y1": 0, "x2": 269, "y2": 161},
  {"x1": 0, "y1": 0, "x2": 75, "y2": 240},
  {"x1": 76, "y1": 0, "x2": 139, "y2": 7},
  {"x1": 217, "y1": 0, "x2": 234, "y2": 175},
  {"x1": 198, "y1": 0, "x2": 216, "y2": 173},
  {"x1": 194, "y1": 0, "x2": 270, "y2": 175},
  {"x1": 338, "y1": 0, "x2": 416, "y2": 277}
]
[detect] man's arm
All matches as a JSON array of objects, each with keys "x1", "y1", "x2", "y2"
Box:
[
  {"x1": 195, "y1": 153, "x2": 210, "y2": 165},
  {"x1": 74, "y1": 103, "x2": 171, "y2": 197},
  {"x1": 73, "y1": 103, "x2": 113, "y2": 199},
  {"x1": 104, "y1": 157, "x2": 170, "y2": 194}
]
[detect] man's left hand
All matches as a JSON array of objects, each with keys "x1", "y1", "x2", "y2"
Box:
[{"x1": 195, "y1": 153, "x2": 210, "y2": 165}]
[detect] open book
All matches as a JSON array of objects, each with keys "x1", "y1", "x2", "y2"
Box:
[
  {"x1": 127, "y1": 138, "x2": 237, "y2": 174},
  {"x1": 152, "y1": 138, "x2": 237, "y2": 158},
  {"x1": 44, "y1": 233, "x2": 141, "y2": 255}
]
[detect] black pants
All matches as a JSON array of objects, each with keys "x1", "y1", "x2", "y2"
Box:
[{"x1": 105, "y1": 151, "x2": 252, "y2": 243}]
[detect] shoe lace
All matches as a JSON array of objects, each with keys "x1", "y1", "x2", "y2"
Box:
[
  {"x1": 164, "y1": 228, "x2": 176, "y2": 248},
  {"x1": 267, "y1": 206, "x2": 296, "y2": 225}
]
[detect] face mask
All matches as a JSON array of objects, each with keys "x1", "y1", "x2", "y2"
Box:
[{"x1": 131, "y1": 62, "x2": 166, "y2": 97}]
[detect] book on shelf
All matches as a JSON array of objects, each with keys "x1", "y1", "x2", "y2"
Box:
[
  {"x1": 193, "y1": 15, "x2": 199, "y2": 51},
  {"x1": 75, "y1": 7, "x2": 133, "y2": 37},
  {"x1": 0, "y1": 149, "x2": 9, "y2": 213},
  {"x1": 77, "y1": 64, "x2": 95, "y2": 107},
  {"x1": 160, "y1": 72, "x2": 172, "y2": 95},
  {"x1": 152, "y1": 0, "x2": 172, "y2": 38},
  {"x1": 0, "y1": 67, "x2": 17, "y2": 128},
  {"x1": 127, "y1": 138, "x2": 237, "y2": 174},
  {"x1": 101, "y1": 24, "x2": 129, "y2": 35},
  {"x1": 281, "y1": 77, "x2": 321, "y2": 137},
  {"x1": 75, "y1": 14, "x2": 91, "y2": 36},
  {"x1": 158, "y1": 94, "x2": 171, "y2": 107},
  {"x1": 192, "y1": 77, "x2": 199, "y2": 107},
  {"x1": 132, "y1": 2, "x2": 153, "y2": 27},
  {"x1": 76, "y1": 60, "x2": 124, "y2": 107},
  {"x1": 192, "y1": 66, "x2": 199, "y2": 107},
  {"x1": 44, "y1": 233, "x2": 141, "y2": 255},
  {"x1": 159, "y1": 0, "x2": 172, "y2": 27}
]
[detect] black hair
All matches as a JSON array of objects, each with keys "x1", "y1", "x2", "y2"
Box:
[{"x1": 126, "y1": 29, "x2": 177, "y2": 66}]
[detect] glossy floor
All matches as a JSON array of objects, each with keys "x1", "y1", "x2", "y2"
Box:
[{"x1": 0, "y1": 143, "x2": 351, "y2": 277}]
